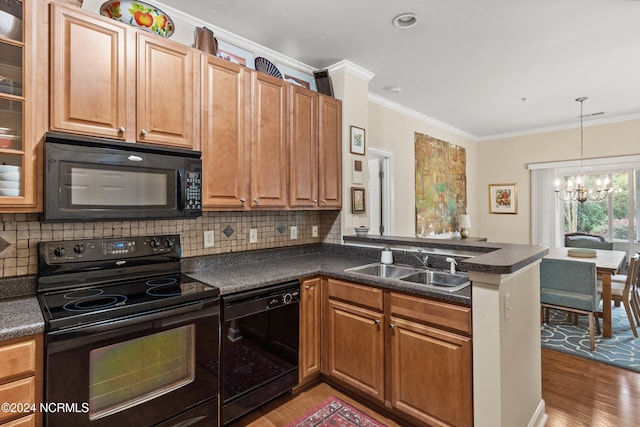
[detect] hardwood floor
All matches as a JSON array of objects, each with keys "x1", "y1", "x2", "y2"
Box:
[{"x1": 231, "y1": 349, "x2": 640, "y2": 426}]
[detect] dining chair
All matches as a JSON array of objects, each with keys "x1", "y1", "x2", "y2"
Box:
[
  {"x1": 540, "y1": 258, "x2": 601, "y2": 351},
  {"x1": 598, "y1": 255, "x2": 639, "y2": 338}
]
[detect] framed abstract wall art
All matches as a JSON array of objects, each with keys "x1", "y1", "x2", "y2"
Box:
[{"x1": 489, "y1": 183, "x2": 518, "y2": 214}]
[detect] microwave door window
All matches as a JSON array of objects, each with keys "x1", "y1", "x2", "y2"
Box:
[{"x1": 68, "y1": 167, "x2": 170, "y2": 208}]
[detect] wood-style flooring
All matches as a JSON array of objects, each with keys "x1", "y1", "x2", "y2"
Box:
[{"x1": 231, "y1": 348, "x2": 640, "y2": 426}]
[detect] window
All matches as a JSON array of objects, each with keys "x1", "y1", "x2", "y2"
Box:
[{"x1": 560, "y1": 170, "x2": 638, "y2": 248}]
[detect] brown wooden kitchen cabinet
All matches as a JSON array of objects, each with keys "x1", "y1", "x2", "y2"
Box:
[
  {"x1": 0, "y1": 0, "x2": 45, "y2": 211},
  {"x1": 200, "y1": 53, "x2": 249, "y2": 209},
  {"x1": 249, "y1": 72, "x2": 288, "y2": 208},
  {"x1": 299, "y1": 277, "x2": 321, "y2": 385},
  {"x1": 389, "y1": 292, "x2": 473, "y2": 427},
  {"x1": 317, "y1": 94, "x2": 342, "y2": 209},
  {"x1": 323, "y1": 278, "x2": 385, "y2": 402},
  {"x1": 289, "y1": 87, "x2": 342, "y2": 209},
  {"x1": 50, "y1": 4, "x2": 197, "y2": 149},
  {"x1": 0, "y1": 334, "x2": 43, "y2": 427},
  {"x1": 321, "y1": 279, "x2": 473, "y2": 426}
]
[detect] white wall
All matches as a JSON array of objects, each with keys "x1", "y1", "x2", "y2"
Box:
[
  {"x1": 477, "y1": 118, "x2": 640, "y2": 244},
  {"x1": 367, "y1": 101, "x2": 478, "y2": 237}
]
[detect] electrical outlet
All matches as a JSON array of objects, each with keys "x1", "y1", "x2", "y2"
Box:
[
  {"x1": 249, "y1": 228, "x2": 258, "y2": 243},
  {"x1": 312, "y1": 225, "x2": 318, "y2": 237},
  {"x1": 204, "y1": 230, "x2": 215, "y2": 248},
  {"x1": 290, "y1": 226, "x2": 298, "y2": 240}
]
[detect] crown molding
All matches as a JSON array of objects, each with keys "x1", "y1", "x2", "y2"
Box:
[
  {"x1": 327, "y1": 60, "x2": 375, "y2": 82},
  {"x1": 368, "y1": 93, "x2": 478, "y2": 141},
  {"x1": 152, "y1": 1, "x2": 316, "y2": 74},
  {"x1": 478, "y1": 113, "x2": 640, "y2": 142}
]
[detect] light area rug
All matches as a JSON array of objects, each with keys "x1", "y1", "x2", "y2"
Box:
[
  {"x1": 541, "y1": 305, "x2": 640, "y2": 372},
  {"x1": 285, "y1": 397, "x2": 387, "y2": 427}
]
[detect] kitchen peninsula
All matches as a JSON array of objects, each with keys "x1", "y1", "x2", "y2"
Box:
[{"x1": 186, "y1": 237, "x2": 549, "y2": 427}]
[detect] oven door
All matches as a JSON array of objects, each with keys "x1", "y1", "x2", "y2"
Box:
[{"x1": 43, "y1": 299, "x2": 219, "y2": 427}]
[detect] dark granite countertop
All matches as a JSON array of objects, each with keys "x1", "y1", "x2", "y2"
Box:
[
  {"x1": 343, "y1": 235, "x2": 549, "y2": 274},
  {"x1": 0, "y1": 296, "x2": 44, "y2": 341},
  {"x1": 185, "y1": 245, "x2": 472, "y2": 305}
]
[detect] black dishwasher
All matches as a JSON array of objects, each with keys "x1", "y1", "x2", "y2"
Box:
[{"x1": 220, "y1": 281, "x2": 300, "y2": 425}]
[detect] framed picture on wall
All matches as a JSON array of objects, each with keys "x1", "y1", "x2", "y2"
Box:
[
  {"x1": 489, "y1": 183, "x2": 518, "y2": 214},
  {"x1": 350, "y1": 126, "x2": 366, "y2": 155},
  {"x1": 351, "y1": 187, "x2": 366, "y2": 213}
]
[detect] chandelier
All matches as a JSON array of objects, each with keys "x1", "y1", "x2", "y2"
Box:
[{"x1": 554, "y1": 97, "x2": 612, "y2": 203}]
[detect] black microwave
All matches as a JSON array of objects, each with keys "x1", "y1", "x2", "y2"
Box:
[{"x1": 44, "y1": 132, "x2": 202, "y2": 222}]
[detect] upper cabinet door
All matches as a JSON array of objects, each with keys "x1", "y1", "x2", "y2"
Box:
[
  {"x1": 289, "y1": 85, "x2": 318, "y2": 208},
  {"x1": 136, "y1": 33, "x2": 197, "y2": 149},
  {"x1": 250, "y1": 72, "x2": 288, "y2": 208},
  {"x1": 50, "y1": 4, "x2": 128, "y2": 139},
  {"x1": 318, "y1": 95, "x2": 342, "y2": 208},
  {"x1": 201, "y1": 54, "x2": 248, "y2": 210}
]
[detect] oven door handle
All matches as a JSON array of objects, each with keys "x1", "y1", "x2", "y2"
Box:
[{"x1": 47, "y1": 300, "x2": 219, "y2": 353}]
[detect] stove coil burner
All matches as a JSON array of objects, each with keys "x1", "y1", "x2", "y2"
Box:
[
  {"x1": 62, "y1": 295, "x2": 128, "y2": 312},
  {"x1": 63, "y1": 289, "x2": 104, "y2": 299},
  {"x1": 146, "y1": 277, "x2": 182, "y2": 297},
  {"x1": 146, "y1": 278, "x2": 178, "y2": 286}
]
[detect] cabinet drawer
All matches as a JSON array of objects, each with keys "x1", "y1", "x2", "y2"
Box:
[
  {"x1": 0, "y1": 377, "x2": 36, "y2": 424},
  {"x1": 0, "y1": 340, "x2": 36, "y2": 382},
  {"x1": 326, "y1": 279, "x2": 384, "y2": 311},
  {"x1": 389, "y1": 292, "x2": 472, "y2": 335},
  {"x1": 2, "y1": 414, "x2": 35, "y2": 427}
]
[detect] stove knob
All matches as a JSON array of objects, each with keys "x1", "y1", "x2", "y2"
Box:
[
  {"x1": 283, "y1": 293, "x2": 292, "y2": 304},
  {"x1": 150, "y1": 238, "x2": 161, "y2": 248},
  {"x1": 53, "y1": 246, "x2": 65, "y2": 257},
  {"x1": 163, "y1": 239, "x2": 174, "y2": 249},
  {"x1": 74, "y1": 244, "x2": 85, "y2": 254}
]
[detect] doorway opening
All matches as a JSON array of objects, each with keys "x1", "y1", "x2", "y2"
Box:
[{"x1": 367, "y1": 148, "x2": 393, "y2": 236}]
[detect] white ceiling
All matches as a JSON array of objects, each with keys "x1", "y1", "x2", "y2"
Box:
[{"x1": 159, "y1": 0, "x2": 640, "y2": 139}]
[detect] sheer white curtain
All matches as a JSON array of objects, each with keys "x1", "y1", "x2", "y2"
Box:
[{"x1": 530, "y1": 167, "x2": 562, "y2": 248}]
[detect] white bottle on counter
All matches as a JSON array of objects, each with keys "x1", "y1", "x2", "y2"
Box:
[{"x1": 381, "y1": 247, "x2": 393, "y2": 264}]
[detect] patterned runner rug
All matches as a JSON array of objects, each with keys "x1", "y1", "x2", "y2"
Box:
[
  {"x1": 285, "y1": 397, "x2": 387, "y2": 427},
  {"x1": 541, "y1": 305, "x2": 640, "y2": 372}
]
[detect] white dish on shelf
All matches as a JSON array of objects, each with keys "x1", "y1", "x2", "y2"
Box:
[
  {"x1": 0, "y1": 10, "x2": 22, "y2": 40},
  {"x1": 0, "y1": 180, "x2": 19, "y2": 189},
  {"x1": 0, "y1": 165, "x2": 20, "y2": 173},
  {"x1": 0, "y1": 171, "x2": 19, "y2": 181},
  {"x1": 0, "y1": 188, "x2": 19, "y2": 197}
]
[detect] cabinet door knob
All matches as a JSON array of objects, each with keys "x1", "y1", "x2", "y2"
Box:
[
  {"x1": 322, "y1": 199, "x2": 327, "y2": 205},
  {"x1": 305, "y1": 285, "x2": 310, "y2": 290},
  {"x1": 253, "y1": 198, "x2": 259, "y2": 204},
  {"x1": 240, "y1": 198, "x2": 246, "y2": 205},
  {"x1": 140, "y1": 129, "x2": 147, "y2": 136},
  {"x1": 313, "y1": 199, "x2": 318, "y2": 204},
  {"x1": 118, "y1": 126, "x2": 126, "y2": 133},
  {"x1": 389, "y1": 323, "x2": 395, "y2": 329},
  {"x1": 374, "y1": 320, "x2": 380, "y2": 325}
]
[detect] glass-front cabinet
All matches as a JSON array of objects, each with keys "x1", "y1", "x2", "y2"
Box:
[{"x1": 0, "y1": 0, "x2": 40, "y2": 209}]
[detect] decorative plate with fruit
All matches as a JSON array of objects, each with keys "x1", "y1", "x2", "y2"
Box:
[{"x1": 99, "y1": 1, "x2": 174, "y2": 38}]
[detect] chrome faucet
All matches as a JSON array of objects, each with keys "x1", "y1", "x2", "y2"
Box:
[
  {"x1": 445, "y1": 257, "x2": 458, "y2": 274},
  {"x1": 409, "y1": 249, "x2": 429, "y2": 268}
]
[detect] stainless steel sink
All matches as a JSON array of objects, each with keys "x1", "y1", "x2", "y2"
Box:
[
  {"x1": 345, "y1": 263, "x2": 470, "y2": 292},
  {"x1": 400, "y1": 271, "x2": 470, "y2": 291},
  {"x1": 346, "y1": 263, "x2": 419, "y2": 279}
]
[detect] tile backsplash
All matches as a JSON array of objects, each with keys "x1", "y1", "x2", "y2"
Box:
[{"x1": 0, "y1": 211, "x2": 342, "y2": 278}]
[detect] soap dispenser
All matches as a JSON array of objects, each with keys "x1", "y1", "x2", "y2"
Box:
[{"x1": 381, "y1": 247, "x2": 393, "y2": 264}]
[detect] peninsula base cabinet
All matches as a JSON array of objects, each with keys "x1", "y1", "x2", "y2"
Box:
[
  {"x1": 321, "y1": 278, "x2": 473, "y2": 427},
  {"x1": 0, "y1": 334, "x2": 43, "y2": 427}
]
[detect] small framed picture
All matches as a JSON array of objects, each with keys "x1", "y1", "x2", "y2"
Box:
[
  {"x1": 352, "y1": 159, "x2": 364, "y2": 184},
  {"x1": 489, "y1": 183, "x2": 518, "y2": 214},
  {"x1": 350, "y1": 126, "x2": 366, "y2": 155},
  {"x1": 351, "y1": 187, "x2": 366, "y2": 213}
]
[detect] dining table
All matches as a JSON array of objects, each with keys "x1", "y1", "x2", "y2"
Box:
[{"x1": 545, "y1": 247, "x2": 627, "y2": 338}]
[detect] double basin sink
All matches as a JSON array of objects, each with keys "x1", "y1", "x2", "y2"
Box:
[{"x1": 345, "y1": 263, "x2": 470, "y2": 292}]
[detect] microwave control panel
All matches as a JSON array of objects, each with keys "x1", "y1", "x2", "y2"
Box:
[{"x1": 185, "y1": 170, "x2": 202, "y2": 212}]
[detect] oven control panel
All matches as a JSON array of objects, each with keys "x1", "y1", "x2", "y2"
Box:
[{"x1": 39, "y1": 235, "x2": 181, "y2": 264}]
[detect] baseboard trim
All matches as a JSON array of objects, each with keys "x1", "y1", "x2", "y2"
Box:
[{"x1": 528, "y1": 399, "x2": 548, "y2": 427}]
